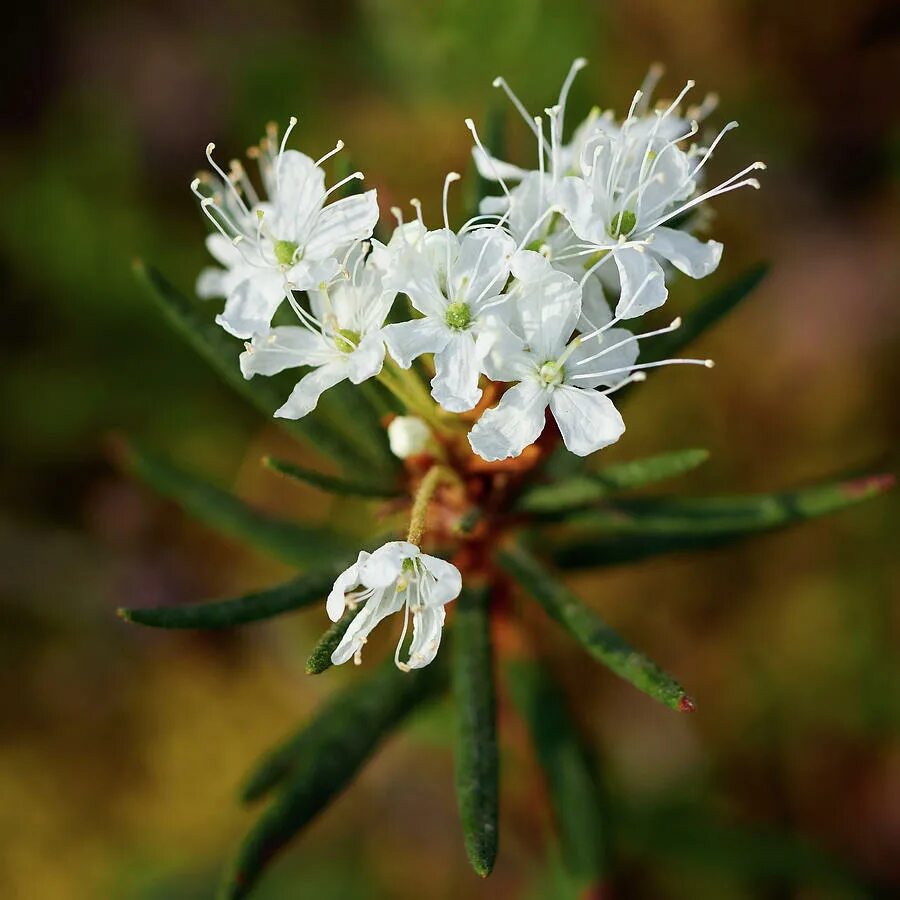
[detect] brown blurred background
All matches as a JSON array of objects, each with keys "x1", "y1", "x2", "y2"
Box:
[{"x1": 1, "y1": 1, "x2": 899, "y2": 898}]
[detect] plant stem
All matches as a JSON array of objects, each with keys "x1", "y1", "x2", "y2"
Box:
[{"x1": 407, "y1": 465, "x2": 455, "y2": 545}]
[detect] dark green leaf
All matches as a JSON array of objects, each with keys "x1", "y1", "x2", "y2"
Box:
[
  {"x1": 305, "y1": 606, "x2": 362, "y2": 675},
  {"x1": 264, "y1": 456, "x2": 401, "y2": 499},
  {"x1": 499, "y1": 545, "x2": 692, "y2": 712},
  {"x1": 222, "y1": 659, "x2": 447, "y2": 899},
  {"x1": 546, "y1": 472, "x2": 896, "y2": 568},
  {"x1": 519, "y1": 449, "x2": 709, "y2": 514},
  {"x1": 118, "y1": 569, "x2": 337, "y2": 630},
  {"x1": 642, "y1": 263, "x2": 769, "y2": 363},
  {"x1": 134, "y1": 261, "x2": 388, "y2": 472},
  {"x1": 452, "y1": 585, "x2": 498, "y2": 877},
  {"x1": 506, "y1": 659, "x2": 608, "y2": 886},
  {"x1": 122, "y1": 441, "x2": 352, "y2": 566}
]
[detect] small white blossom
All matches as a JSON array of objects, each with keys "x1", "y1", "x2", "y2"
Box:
[
  {"x1": 192, "y1": 119, "x2": 379, "y2": 339},
  {"x1": 469, "y1": 252, "x2": 706, "y2": 461},
  {"x1": 387, "y1": 416, "x2": 431, "y2": 459},
  {"x1": 327, "y1": 541, "x2": 462, "y2": 670},
  {"x1": 381, "y1": 178, "x2": 516, "y2": 413},
  {"x1": 240, "y1": 245, "x2": 393, "y2": 419}
]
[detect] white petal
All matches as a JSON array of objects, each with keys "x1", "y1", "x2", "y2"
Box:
[
  {"x1": 510, "y1": 248, "x2": 554, "y2": 282},
  {"x1": 649, "y1": 227, "x2": 723, "y2": 279},
  {"x1": 472, "y1": 147, "x2": 528, "y2": 183},
  {"x1": 418, "y1": 555, "x2": 462, "y2": 606},
  {"x1": 285, "y1": 257, "x2": 343, "y2": 293},
  {"x1": 549, "y1": 385, "x2": 625, "y2": 456},
  {"x1": 513, "y1": 265, "x2": 581, "y2": 360},
  {"x1": 240, "y1": 327, "x2": 333, "y2": 379},
  {"x1": 215, "y1": 270, "x2": 286, "y2": 338},
  {"x1": 266, "y1": 151, "x2": 325, "y2": 241},
  {"x1": 506, "y1": 172, "x2": 555, "y2": 245},
  {"x1": 479, "y1": 317, "x2": 534, "y2": 383},
  {"x1": 331, "y1": 586, "x2": 406, "y2": 666},
  {"x1": 360, "y1": 541, "x2": 418, "y2": 589},
  {"x1": 404, "y1": 605, "x2": 446, "y2": 670},
  {"x1": 205, "y1": 232, "x2": 244, "y2": 268},
  {"x1": 468, "y1": 380, "x2": 549, "y2": 461},
  {"x1": 452, "y1": 228, "x2": 514, "y2": 308},
  {"x1": 383, "y1": 318, "x2": 450, "y2": 369},
  {"x1": 303, "y1": 190, "x2": 380, "y2": 260},
  {"x1": 326, "y1": 552, "x2": 367, "y2": 622},
  {"x1": 347, "y1": 331, "x2": 386, "y2": 383},
  {"x1": 274, "y1": 362, "x2": 348, "y2": 419},
  {"x1": 431, "y1": 332, "x2": 483, "y2": 413},
  {"x1": 196, "y1": 267, "x2": 228, "y2": 300},
  {"x1": 613, "y1": 247, "x2": 667, "y2": 318},
  {"x1": 553, "y1": 175, "x2": 605, "y2": 244},
  {"x1": 576, "y1": 276, "x2": 612, "y2": 333}
]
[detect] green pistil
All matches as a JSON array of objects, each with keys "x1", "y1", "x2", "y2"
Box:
[
  {"x1": 608, "y1": 209, "x2": 637, "y2": 238},
  {"x1": 445, "y1": 301, "x2": 472, "y2": 331},
  {"x1": 334, "y1": 328, "x2": 361, "y2": 353},
  {"x1": 274, "y1": 239, "x2": 299, "y2": 266},
  {"x1": 539, "y1": 360, "x2": 565, "y2": 387}
]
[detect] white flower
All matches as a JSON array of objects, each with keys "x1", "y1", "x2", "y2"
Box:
[
  {"x1": 192, "y1": 118, "x2": 380, "y2": 339},
  {"x1": 240, "y1": 244, "x2": 393, "y2": 419},
  {"x1": 327, "y1": 541, "x2": 462, "y2": 670},
  {"x1": 468, "y1": 252, "x2": 708, "y2": 461},
  {"x1": 387, "y1": 416, "x2": 431, "y2": 459},
  {"x1": 554, "y1": 82, "x2": 764, "y2": 318},
  {"x1": 381, "y1": 177, "x2": 516, "y2": 413}
]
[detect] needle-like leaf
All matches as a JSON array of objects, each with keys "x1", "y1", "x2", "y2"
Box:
[
  {"x1": 452, "y1": 585, "x2": 498, "y2": 877},
  {"x1": 546, "y1": 472, "x2": 895, "y2": 568},
  {"x1": 506, "y1": 658, "x2": 608, "y2": 887},
  {"x1": 499, "y1": 545, "x2": 693, "y2": 712},
  {"x1": 118, "y1": 569, "x2": 337, "y2": 629},
  {"x1": 122, "y1": 441, "x2": 352, "y2": 566},
  {"x1": 221, "y1": 658, "x2": 447, "y2": 899},
  {"x1": 263, "y1": 456, "x2": 401, "y2": 499}
]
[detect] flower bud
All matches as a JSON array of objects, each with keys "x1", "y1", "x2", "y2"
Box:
[{"x1": 387, "y1": 416, "x2": 431, "y2": 459}]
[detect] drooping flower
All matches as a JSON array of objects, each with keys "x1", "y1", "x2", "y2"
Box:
[
  {"x1": 192, "y1": 119, "x2": 380, "y2": 339},
  {"x1": 381, "y1": 176, "x2": 516, "y2": 413},
  {"x1": 240, "y1": 244, "x2": 393, "y2": 419},
  {"x1": 327, "y1": 541, "x2": 462, "y2": 670},
  {"x1": 469, "y1": 252, "x2": 705, "y2": 461}
]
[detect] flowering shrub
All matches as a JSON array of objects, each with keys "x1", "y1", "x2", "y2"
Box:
[{"x1": 120, "y1": 61, "x2": 892, "y2": 898}]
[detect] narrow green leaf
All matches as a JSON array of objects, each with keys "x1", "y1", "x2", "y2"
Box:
[
  {"x1": 506, "y1": 659, "x2": 608, "y2": 886},
  {"x1": 452, "y1": 585, "x2": 498, "y2": 877},
  {"x1": 498, "y1": 545, "x2": 692, "y2": 712},
  {"x1": 263, "y1": 456, "x2": 401, "y2": 499},
  {"x1": 118, "y1": 569, "x2": 337, "y2": 630},
  {"x1": 134, "y1": 261, "x2": 384, "y2": 472},
  {"x1": 305, "y1": 607, "x2": 362, "y2": 675},
  {"x1": 122, "y1": 441, "x2": 352, "y2": 566},
  {"x1": 642, "y1": 263, "x2": 769, "y2": 363},
  {"x1": 222, "y1": 659, "x2": 447, "y2": 899},
  {"x1": 547, "y1": 472, "x2": 896, "y2": 568},
  {"x1": 519, "y1": 449, "x2": 709, "y2": 514}
]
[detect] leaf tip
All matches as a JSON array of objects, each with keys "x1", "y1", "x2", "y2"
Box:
[
  {"x1": 115, "y1": 607, "x2": 133, "y2": 622},
  {"x1": 841, "y1": 472, "x2": 895, "y2": 499},
  {"x1": 678, "y1": 695, "x2": 696, "y2": 713}
]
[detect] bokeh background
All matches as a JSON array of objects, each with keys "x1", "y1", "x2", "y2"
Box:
[{"x1": 2, "y1": 1, "x2": 899, "y2": 898}]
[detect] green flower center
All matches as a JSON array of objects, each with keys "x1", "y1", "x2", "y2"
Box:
[
  {"x1": 334, "y1": 329, "x2": 361, "y2": 353},
  {"x1": 274, "y1": 239, "x2": 299, "y2": 266},
  {"x1": 608, "y1": 209, "x2": 637, "y2": 238},
  {"x1": 539, "y1": 360, "x2": 565, "y2": 387},
  {"x1": 445, "y1": 301, "x2": 472, "y2": 331}
]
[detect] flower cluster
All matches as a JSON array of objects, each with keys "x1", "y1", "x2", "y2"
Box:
[{"x1": 192, "y1": 61, "x2": 762, "y2": 670}]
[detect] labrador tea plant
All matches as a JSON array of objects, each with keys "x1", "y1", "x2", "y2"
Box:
[{"x1": 120, "y1": 60, "x2": 893, "y2": 897}]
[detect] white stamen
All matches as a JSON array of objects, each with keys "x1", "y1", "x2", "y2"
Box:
[{"x1": 466, "y1": 118, "x2": 512, "y2": 201}]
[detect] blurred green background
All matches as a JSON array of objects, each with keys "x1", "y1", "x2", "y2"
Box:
[{"x1": 1, "y1": 1, "x2": 899, "y2": 897}]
